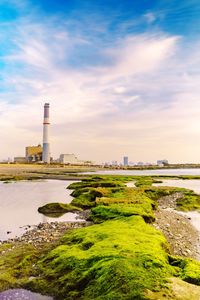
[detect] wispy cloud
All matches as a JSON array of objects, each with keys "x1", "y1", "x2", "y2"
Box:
[{"x1": 0, "y1": 1, "x2": 200, "y2": 163}]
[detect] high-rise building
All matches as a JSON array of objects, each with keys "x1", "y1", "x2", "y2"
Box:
[
  {"x1": 42, "y1": 103, "x2": 50, "y2": 163},
  {"x1": 123, "y1": 156, "x2": 128, "y2": 166}
]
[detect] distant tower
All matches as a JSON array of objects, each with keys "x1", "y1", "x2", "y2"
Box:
[
  {"x1": 42, "y1": 103, "x2": 50, "y2": 163},
  {"x1": 123, "y1": 156, "x2": 128, "y2": 166}
]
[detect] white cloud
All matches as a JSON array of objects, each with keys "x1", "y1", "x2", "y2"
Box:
[{"x1": 1, "y1": 17, "x2": 200, "y2": 163}]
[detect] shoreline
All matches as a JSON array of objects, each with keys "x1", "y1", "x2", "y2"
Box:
[
  {"x1": 1, "y1": 207, "x2": 199, "y2": 262},
  {"x1": 0, "y1": 221, "x2": 91, "y2": 254},
  {"x1": 153, "y1": 192, "x2": 200, "y2": 260}
]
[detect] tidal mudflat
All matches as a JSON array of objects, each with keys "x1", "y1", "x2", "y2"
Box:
[{"x1": 0, "y1": 171, "x2": 200, "y2": 299}]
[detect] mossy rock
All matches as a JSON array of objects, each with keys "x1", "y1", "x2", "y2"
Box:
[
  {"x1": 38, "y1": 203, "x2": 82, "y2": 215},
  {"x1": 26, "y1": 216, "x2": 172, "y2": 299}
]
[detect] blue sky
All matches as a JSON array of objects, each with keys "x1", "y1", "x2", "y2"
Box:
[{"x1": 1, "y1": 0, "x2": 200, "y2": 163}]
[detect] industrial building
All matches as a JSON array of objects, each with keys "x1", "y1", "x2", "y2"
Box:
[
  {"x1": 25, "y1": 144, "x2": 42, "y2": 162},
  {"x1": 59, "y1": 154, "x2": 93, "y2": 165},
  {"x1": 12, "y1": 103, "x2": 93, "y2": 165},
  {"x1": 59, "y1": 154, "x2": 79, "y2": 164},
  {"x1": 14, "y1": 157, "x2": 26, "y2": 163}
]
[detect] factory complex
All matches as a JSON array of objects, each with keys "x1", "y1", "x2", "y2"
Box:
[{"x1": 13, "y1": 103, "x2": 93, "y2": 166}]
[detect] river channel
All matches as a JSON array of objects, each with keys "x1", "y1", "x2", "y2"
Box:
[{"x1": 0, "y1": 180, "x2": 80, "y2": 241}]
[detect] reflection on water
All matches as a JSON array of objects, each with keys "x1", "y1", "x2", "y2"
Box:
[{"x1": 0, "y1": 180, "x2": 80, "y2": 240}]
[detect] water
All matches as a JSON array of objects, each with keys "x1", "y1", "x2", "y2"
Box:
[
  {"x1": 125, "y1": 182, "x2": 135, "y2": 187},
  {"x1": 154, "y1": 179, "x2": 200, "y2": 194},
  {"x1": 0, "y1": 180, "x2": 80, "y2": 240},
  {"x1": 83, "y1": 168, "x2": 200, "y2": 176},
  {"x1": 177, "y1": 211, "x2": 200, "y2": 231}
]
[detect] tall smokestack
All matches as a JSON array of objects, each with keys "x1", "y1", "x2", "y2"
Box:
[{"x1": 42, "y1": 103, "x2": 50, "y2": 163}]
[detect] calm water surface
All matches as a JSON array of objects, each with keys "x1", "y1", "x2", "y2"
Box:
[
  {"x1": 0, "y1": 180, "x2": 80, "y2": 240},
  {"x1": 84, "y1": 168, "x2": 200, "y2": 176},
  {"x1": 154, "y1": 179, "x2": 200, "y2": 193}
]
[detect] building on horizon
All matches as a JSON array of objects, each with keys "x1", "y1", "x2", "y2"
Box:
[
  {"x1": 123, "y1": 156, "x2": 129, "y2": 166},
  {"x1": 157, "y1": 159, "x2": 169, "y2": 166},
  {"x1": 14, "y1": 157, "x2": 26, "y2": 163},
  {"x1": 25, "y1": 144, "x2": 43, "y2": 162},
  {"x1": 59, "y1": 153, "x2": 79, "y2": 164},
  {"x1": 59, "y1": 153, "x2": 94, "y2": 165}
]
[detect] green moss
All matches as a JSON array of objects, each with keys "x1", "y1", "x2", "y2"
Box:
[
  {"x1": 27, "y1": 216, "x2": 172, "y2": 299},
  {"x1": 89, "y1": 188, "x2": 156, "y2": 223},
  {"x1": 169, "y1": 256, "x2": 200, "y2": 285},
  {"x1": 68, "y1": 180, "x2": 123, "y2": 190},
  {"x1": 70, "y1": 188, "x2": 106, "y2": 209},
  {"x1": 38, "y1": 203, "x2": 82, "y2": 216},
  {"x1": 176, "y1": 190, "x2": 200, "y2": 211},
  {"x1": 1, "y1": 175, "x2": 200, "y2": 299},
  {"x1": 90, "y1": 204, "x2": 155, "y2": 223},
  {"x1": 0, "y1": 243, "x2": 39, "y2": 291},
  {"x1": 180, "y1": 259, "x2": 200, "y2": 285},
  {"x1": 143, "y1": 187, "x2": 177, "y2": 201},
  {"x1": 134, "y1": 177, "x2": 163, "y2": 187}
]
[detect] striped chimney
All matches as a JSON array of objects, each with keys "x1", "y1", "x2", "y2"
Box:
[{"x1": 42, "y1": 103, "x2": 50, "y2": 163}]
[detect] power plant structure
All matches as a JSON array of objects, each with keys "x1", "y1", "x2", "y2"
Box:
[
  {"x1": 12, "y1": 102, "x2": 93, "y2": 165},
  {"x1": 26, "y1": 144, "x2": 42, "y2": 162},
  {"x1": 42, "y1": 103, "x2": 50, "y2": 163}
]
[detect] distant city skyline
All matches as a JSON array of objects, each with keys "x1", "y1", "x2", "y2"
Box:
[{"x1": 1, "y1": 1, "x2": 200, "y2": 163}]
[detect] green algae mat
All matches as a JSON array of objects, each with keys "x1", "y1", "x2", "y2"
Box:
[{"x1": 1, "y1": 175, "x2": 200, "y2": 299}]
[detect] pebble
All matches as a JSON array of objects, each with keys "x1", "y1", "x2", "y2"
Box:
[
  {"x1": 1, "y1": 221, "x2": 91, "y2": 251},
  {"x1": 153, "y1": 192, "x2": 200, "y2": 260}
]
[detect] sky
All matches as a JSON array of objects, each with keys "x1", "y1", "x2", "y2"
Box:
[{"x1": 1, "y1": 0, "x2": 200, "y2": 163}]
